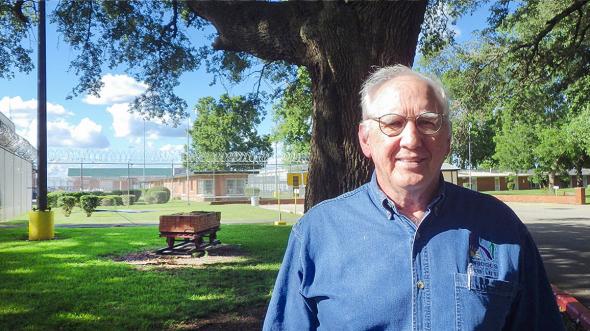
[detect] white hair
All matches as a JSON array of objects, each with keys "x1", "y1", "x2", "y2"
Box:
[{"x1": 359, "y1": 65, "x2": 450, "y2": 121}]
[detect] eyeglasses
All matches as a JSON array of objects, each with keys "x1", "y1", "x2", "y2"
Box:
[{"x1": 369, "y1": 112, "x2": 445, "y2": 137}]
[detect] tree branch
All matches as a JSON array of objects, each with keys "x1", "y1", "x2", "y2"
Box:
[
  {"x1": 513, "y1": 0, "x2": 589, "y2": 54},
  {"x1": 186, "y1": 1, "x2": 315, "y2": 65}
]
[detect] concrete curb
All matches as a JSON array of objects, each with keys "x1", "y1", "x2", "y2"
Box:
[{"x1": 553, "y1": 284, "x2": 590, "y2": 330}]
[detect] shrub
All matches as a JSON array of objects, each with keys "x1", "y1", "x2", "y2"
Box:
[
  {"x1": 145, "y1": 187, "x2": 171, "y2": 204},
  {"x1": 121, "y1": 194, "x2": 134, "y2": 206},
  {"x1": 47, "y1": 191, "x2": 66, "y2": 208},
  {"x1": 100, "y1": 196, "x2": 114, "y2": 206},
  {"x1": 58, "y1": 196, "x2": 76, "y2": 217},
  {"x1": 130, "y1": 189, "x2": 142, "y2": 202},
  {"x1": 100, "y1": 195, "x2": 123, "y2": 206},
  {"x1": 152, "y1": 191, "x2": 169, "y2": 204},
  {"x1": 244, "y1": 187, "x2": 260, "y2": 197},
  {"x1": 80, "y1": 195, "x2": 100, "y2": 217}
]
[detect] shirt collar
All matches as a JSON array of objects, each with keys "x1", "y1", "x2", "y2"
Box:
[{"x1": 367, "y1": 171, "x2": 447, "y2": 219}]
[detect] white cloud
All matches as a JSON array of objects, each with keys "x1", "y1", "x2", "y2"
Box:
[
  {"x1": 106, "y1": 102, "x2": 186, "y2": 139},
  {"x1": 0, "y1": 96, "x2": 73, "y2": 134},
  {"x1": 47, "y1": 118, "x2": 110, "y2": 148},
  {"x1": 159, "y1": 144, "x2": 185, "y2": 153},
  {"x1": 83, "y1": 74, "x2": 148, "y2": 105},
  {"x1": 19, "y1": 118, "x2": 110, "y2": 148},
  {"x1": 0, "y1": 96, "x2": 76, "y2": 146}
]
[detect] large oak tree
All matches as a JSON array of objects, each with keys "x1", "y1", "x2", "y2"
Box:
[{"x1": 2, "y1": 0, "x2": 436, "y2": 209}]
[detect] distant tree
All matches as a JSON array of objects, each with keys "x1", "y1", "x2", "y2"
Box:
[
  {"x1": 187, "y1": 94, "x2": 272, "y2": 171},
  {"x1": 272, "y1": 67, "x2": 312, "y2": 160},
  {"x1": 420, "y1": 0, "x2": 590, "y2": 185},
  {"x1": 493, "y1": 117, "x2": 537, "y2": 175}
]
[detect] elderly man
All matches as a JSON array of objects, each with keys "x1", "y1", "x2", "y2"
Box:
[{"x1": 263, "y1": 65, "x2": 563, "y2": 330}]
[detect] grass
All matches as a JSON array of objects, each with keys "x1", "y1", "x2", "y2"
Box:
[
  {"x1": 1, "y1": 200, "x2": 300, "y2": 226},
  {"x1": 483, "y1": 187, "x2": 590, "y2": 198},
  {"x1": 0, "y1": 223, "x2": 582, "y2": 330},
  {"x1": 0, "y1": 224, "x2": 291, "y2": 330}
]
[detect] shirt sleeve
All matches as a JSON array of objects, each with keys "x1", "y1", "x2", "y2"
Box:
[
  {"x1": 263, "y1": 225, "x2": 318, "y2": 330},
  {"x1": 502, "y1": 228, "x2": 565, "y2": 331}
]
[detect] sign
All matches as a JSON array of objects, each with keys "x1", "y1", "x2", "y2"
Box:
[{"x1": 287, "y1": 172, "x2": 308, "y2": 187}]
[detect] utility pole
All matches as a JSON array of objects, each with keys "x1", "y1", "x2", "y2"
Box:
[
  {"x1": 186, "y1": 115, "x2": 190, "y2": 205},
  {"x1": 37, "y1": 0, "x2": 47, "y2": 210},
  {"x1": 468, "y1": 122, "x2": 472, "y2": 190}
]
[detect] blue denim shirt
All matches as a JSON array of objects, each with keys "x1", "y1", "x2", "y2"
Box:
[{"x1": 263, "y1": 173, "x2": 564, "y2": 330}]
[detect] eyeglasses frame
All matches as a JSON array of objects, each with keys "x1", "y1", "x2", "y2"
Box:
[{"x1": 367, "y1": 112, "x2": 447, "y2": 137}]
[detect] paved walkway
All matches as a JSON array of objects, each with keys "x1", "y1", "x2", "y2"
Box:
[{"x1": 505, "y1": 202, "x2": 590, "y2": 307}]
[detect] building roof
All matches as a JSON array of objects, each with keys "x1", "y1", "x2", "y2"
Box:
[
  {"x1": 68, "y1": 168, "x2": 174, "y2": 177},
  {"x1": 441, "y1": 162, "x2": 460, "y2": 171}
]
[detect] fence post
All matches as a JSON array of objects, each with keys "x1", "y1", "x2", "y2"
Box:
[{"x1": 575, "y1": 187, "x2": 586, "y2": 205}]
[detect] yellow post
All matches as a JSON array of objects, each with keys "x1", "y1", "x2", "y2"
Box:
[{"x1": 28, "y1": 210, "x2": 54, "y2": 240}]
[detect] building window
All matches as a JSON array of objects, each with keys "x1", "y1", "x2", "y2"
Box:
[
  {"x1": 198, "y1": 179, "x2": 214, "y2": 196},
  {"x1": 226, "y1": 178, "x2": 246, "y2": 195}
]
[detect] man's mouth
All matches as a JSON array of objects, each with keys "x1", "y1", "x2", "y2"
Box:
[{"x1": 396, "y1": 157, "x2": 425, "y2": 164}]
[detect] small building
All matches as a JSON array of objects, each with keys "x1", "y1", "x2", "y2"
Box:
[
  {"x1": 148, "y1": 171, "x2": 254, "y2": 202},
  {"x1": 441, "y1": 162, "x2": 460, "y2": 185},
  {"x1": 457, "y1": 170, "x2": 534, "y2": 191},
  {"x1": 66, "y1": 167, "x2": 178, "y2": 192},
  {"x1": 565, "y1": 168, "x2": 590, "y2": 188}
]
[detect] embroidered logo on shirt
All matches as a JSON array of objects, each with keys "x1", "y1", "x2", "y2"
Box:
[{"x1": 468, "y1": 232, "x2": 499, "y2": 278}]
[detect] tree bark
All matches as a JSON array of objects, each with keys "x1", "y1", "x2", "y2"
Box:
[{"x1": 187, "y1": 1, "x2": 428, "y2": 209}]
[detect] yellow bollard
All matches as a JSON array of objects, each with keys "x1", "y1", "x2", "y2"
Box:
[{"x1": 28, "y1": 210, "x2": 54, "y2": 240}]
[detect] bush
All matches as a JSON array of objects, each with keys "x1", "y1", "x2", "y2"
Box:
[
  {"x1": 100, "y1": 195, "x2": 123, "y2": 206},
  {"x1": 47, "y1": 191, "x2": 66, "y2": 208},
  {"x1": 152, "y1": 191, "x2": 169, "y2": 204},
  {"x1": 130, "y1": 189, "x2": 142, "y2": 202},
  {"x1": 58, "y1": 196, "x2": 76, "y2": 217},
  {"x1": 80, "y1": 195, "x2": 100, "y2": 217},
  {"x1": 145, "y1": 187, "x2": 170, "y2": 204},
  {"x1": 244, "y1": 187, "x2": 260, "y2": 197},
  {"x1": 110, "y1": 189, "x2": 141, "y2": 203},
  {"x1": 100, "y1": 196, "x2": 114, "y2": 206},
  {"x1": 121, "y1": 194, "x2": 134, "y2": 206}
]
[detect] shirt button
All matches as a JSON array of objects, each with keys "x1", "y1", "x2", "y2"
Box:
[{"x1": 416, "y1": 280, "x2": 425, "y2": 289}]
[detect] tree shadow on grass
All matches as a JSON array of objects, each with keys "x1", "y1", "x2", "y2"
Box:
[
  {"x1": 0, "y1": 225, "x2": 290, "y2": 330},
  {"x1": 526, "y1": 221, "x2": 590, "y2": 307}
]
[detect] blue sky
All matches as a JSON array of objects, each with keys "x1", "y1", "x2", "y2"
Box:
[{"x1": 0, "y1": 3, "x2": 486, "y2": 175}]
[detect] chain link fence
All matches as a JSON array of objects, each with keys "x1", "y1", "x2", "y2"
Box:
[
  {"x1": 46, "y1": 149, "x2": 309, "y2": 205},
  {"x1": 0, "y1": 113, "x2": 35, "y2": 221}
]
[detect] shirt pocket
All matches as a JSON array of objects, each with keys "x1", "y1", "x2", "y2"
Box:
[{"x1": 454, "y1": 273, "x2": 517, "y2": 331}]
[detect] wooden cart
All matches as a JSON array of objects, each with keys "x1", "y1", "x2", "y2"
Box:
[{"x1": 158, "y1": 211, "x2": 221, "y2": 251}]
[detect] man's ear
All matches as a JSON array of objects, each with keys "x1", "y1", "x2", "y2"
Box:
[{"x1": 358, "y1": 123, "x2": 372, "y2": 158}]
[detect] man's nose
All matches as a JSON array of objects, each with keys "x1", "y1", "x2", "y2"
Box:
[{"x1": 399, "y1": 120, "x2": 422, "y2": 148}]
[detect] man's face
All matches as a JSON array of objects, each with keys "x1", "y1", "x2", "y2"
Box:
[{"x1": 358, "y1": 75, "x2": 450, "y2": 196}]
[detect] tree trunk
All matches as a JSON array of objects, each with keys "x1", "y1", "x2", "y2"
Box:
[{"x1": 187, "y1": 1, "x2": 428, "y2": 209}]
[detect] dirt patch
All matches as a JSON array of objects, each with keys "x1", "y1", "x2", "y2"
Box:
[
  {"x1": 112, "y1": 244, "x2": 248, "y2": 269},
  {"x1": 171, "y1": 305, "x2": 266, "y2": 331}
]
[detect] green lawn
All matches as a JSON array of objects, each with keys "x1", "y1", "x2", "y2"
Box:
[
  {"x1": 2, "y1": 200, "x2": 300, "y2": 226},
  {"x1": 484, "y1": 187, "x2": 590, "y2": 198},
  {"x1": 0, "y1": 224, "x2": 291, "y2": 330}
]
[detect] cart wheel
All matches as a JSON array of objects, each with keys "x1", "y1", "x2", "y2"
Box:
[
  {"x1": 166, "y1": 237, "x2": 175, "y2": 248},
  {"x1": 209, "y1": 232, "x2": 217, "y2": 245},
  {"x1": 195, "y1": 236, "x2": 204, "y2": 248}
]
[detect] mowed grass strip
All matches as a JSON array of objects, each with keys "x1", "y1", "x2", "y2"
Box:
[
  {"x1": 484, "y1": 187, "x2": 589, "y2": 198},
  {"x1": 0, "y1": 224, "x2": 291, "y2": 330},
  {"x1": 2, "y1": 200, "x2": 300, "y2": 226}
]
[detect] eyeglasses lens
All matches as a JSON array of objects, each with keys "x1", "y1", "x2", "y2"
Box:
[{"x1": 378, "y1": 113, "x2": 442, "y2": 136}]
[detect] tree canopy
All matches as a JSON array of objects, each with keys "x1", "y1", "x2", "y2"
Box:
[
  {"x1": 272, "y1": 67, "x2": 312, "y2": 160},
  {"x1": 419, "y1": 0, "x2": 590, "y2": 187},
  {"x1": 187, "y1": 94, "x2": 272, "y2": 171}
]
